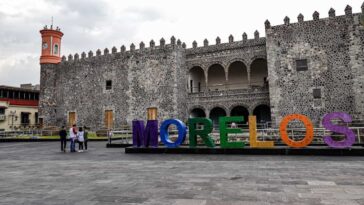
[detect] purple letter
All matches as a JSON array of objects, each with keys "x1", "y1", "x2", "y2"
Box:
[
  {"x1": 322, "y1": 112, "x2": 356, "y2": 148},
  {"x1": 132, "y1": 120, "x2": 158, "y2": 147}
]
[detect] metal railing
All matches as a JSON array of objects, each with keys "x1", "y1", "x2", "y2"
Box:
[
  {"x1": 188, "y1": 80, "x2": 269, "y2": 93},
  {"x1": 209, "y1": 127, "x2": 363, "y2": 144},
  {"x1": 0, "y1": 125, "x2": 362, "y2": 146},
  {"x1": 106, "y1": 126, "x2": 364, "y2": 145}
]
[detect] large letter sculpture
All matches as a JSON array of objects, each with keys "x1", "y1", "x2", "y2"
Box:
[
  {"x1": 219, "y1": 116, "x2": 245, "y2": 148},
  {"x1": 279, "y1": 114, "x2": 314, "y2": 148},
  {"x1": 160, "y1": 119, "x2": 187, "y2": 148},
  {"x1": 322, "y1": 112, "x2": 356, "y2": 148},
  {"x1": 132, "y1": 120, "x2": 158, "y2": 147},
  {"x1": 189, "y1": 118, "x2": 215, "y2": 148},
  {"x1": 249, "y1": 116, "x2": 274, "y2": 148}
]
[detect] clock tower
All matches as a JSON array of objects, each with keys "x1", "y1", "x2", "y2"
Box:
[{"x1": 39, "y1": 25, "x2": 64, "y2": 64}]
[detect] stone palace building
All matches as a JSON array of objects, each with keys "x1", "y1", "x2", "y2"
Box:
[{"x1": 39, "y1": 2, "x2": 364, "y2": 130}]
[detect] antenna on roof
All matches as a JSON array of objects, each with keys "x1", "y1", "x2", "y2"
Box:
[{"x1": 51, "y1": 16, "x2": 53, "y2": 29}]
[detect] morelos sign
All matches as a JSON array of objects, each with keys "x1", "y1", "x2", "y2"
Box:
[{"x1": 132, "y1": 112, "x2": 357, "y2": 149}]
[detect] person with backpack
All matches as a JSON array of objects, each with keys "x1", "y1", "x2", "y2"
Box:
[
  {"x1": 59, "y1": 126, "x2": 67, "y2": 152},
  {"x1": 69, "y1": 124, "x2": 77, "y2": 152},
  {"x1": 77, "y1": 127, "x2": 85, "y2": 152}
]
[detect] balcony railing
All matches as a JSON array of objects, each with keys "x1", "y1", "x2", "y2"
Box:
[{"x1": 188, "y1": 86, "x2": 269, "y2": 98}]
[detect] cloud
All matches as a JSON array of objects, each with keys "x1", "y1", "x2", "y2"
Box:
[
  {"x1": 0, "y1": 0, "x2": 166, "y2": 86},
  {"x1": 0, "y1": 55, "x2": 39, "y2": 86},
  {"x1": 0, "y1": 0, "x2": 361, "y2": 86},
  {"x1": 124, "y1": 7, "x2": 163, "y2": 21}
]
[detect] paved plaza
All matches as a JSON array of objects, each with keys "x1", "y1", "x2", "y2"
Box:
[{"x1": 0, "y1": 142, "x2": 363, "y2": 205}]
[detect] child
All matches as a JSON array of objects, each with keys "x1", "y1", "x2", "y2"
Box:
[{"x1": 77, "y1": 127, "x2": 85, "y2": 152}]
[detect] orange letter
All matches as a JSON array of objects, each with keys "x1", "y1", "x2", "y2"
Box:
[
  {"x1": 249, "y1": 116, "x2": 274, "y2": 148},
  {"x1": 279, "y1": 114, "x2": 314, "y2": 148}
]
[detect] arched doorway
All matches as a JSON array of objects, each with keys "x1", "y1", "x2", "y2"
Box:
[
  {"x1": 230, "y1": 106, "x2": 249, "y2": 124},
  {"x1": 208, "y1": 64, "x2": 225, "y2": 91},
  {"x1": 209, "y1": 107, "x2": 227, "y2": 128},
  {"x1": 189, "y1": 108, "x2": 206, "y2": 118},
  {"x1": 228, "y1": 61, "x2": 248, "y2": 89},
  {"x1": 189, "y1": 66, "x2": 205, "y2": 93},
  {"x1": 253, "y1": 105, "x2": 271, "y2": 124},
  {"x1": 250, "y1": 58, "x2": 268, "y2": 87}
]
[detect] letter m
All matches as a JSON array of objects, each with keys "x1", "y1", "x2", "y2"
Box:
[{"x1": 132, "y1": 120, "x2": 158, "y2": 147}]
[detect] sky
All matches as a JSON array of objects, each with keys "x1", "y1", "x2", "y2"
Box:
[{"x1": 0, "y1": 0, "x2": 361, "y2": 86}]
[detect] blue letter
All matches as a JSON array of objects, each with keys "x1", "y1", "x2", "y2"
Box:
[{"x1": 160, "y1": 119, "x2": 187, "y2": 148}]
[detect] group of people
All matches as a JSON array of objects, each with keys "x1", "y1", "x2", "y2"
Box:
[{"x1": 59, "y1": 124, "x2": 88, "y2": 153}]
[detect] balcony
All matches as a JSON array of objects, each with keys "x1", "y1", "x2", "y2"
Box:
[{"x1": 188, "y1": 86, "x2": 269, "y2": 99}]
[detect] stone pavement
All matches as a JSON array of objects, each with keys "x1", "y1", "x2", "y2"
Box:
[{"x1": 0, "y1": 142, "x2": 363, "y2": 205}]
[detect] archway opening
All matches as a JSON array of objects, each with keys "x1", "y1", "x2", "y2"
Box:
[
  {"x1": 209, "y1": 107, "x2": 226, "y2": 128},
  {"x1": 250, "y1": 58, "x2": 268, "y2": 87},
  {"x1": 208, "y1": 64, "x2": 225, "y2": 91},
  {"x1": 189, "y1": 66, "x2": 205, "y2": 93},
  {"x1": 228, "y1": 61, "x2": 248, "y2": 89},
  {"x1": 230, "y1": 106, "x2": 249, "y2": 124},
  {"x1": 253, "y1": 105, "x2": 271, "y2": 124},
  {"x1": 189, "y1": 108, "x2": 206, "y2": 118}
]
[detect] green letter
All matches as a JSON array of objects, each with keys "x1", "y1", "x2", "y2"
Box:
[
  {"x1": 188, "y1": 118, "x2": 215, "y2": 148},
  {"x1": 219, "y1": 116, "x2": 245, "y2": 148}
]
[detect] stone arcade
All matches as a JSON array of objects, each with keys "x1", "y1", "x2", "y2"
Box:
[{"x1": 39, "y1": 3, "x2": 364, "y2": 130}]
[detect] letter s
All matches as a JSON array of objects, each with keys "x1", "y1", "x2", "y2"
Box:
[{"x1": 322, "y1": 112, "x2": 356, "y2": 148}]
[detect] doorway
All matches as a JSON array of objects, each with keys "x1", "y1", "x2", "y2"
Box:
[{"x1": 104, "y1": 110, "x2": 113, "y2": 129}]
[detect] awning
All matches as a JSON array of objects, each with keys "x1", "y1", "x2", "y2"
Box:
[{"x1": 0, "y1": 106, "x2": 7, "y2": 109}]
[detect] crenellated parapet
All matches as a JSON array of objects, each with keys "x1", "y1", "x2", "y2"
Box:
[
  {"x1": 60, "y1": 36, "x2": 186, "y2": 64},
  {"x1": 265, "y1": 3, "x2": 362, "y2": 31},
  {"x1": 185, "y1": 32, "x2": 266, "y2": 56}
]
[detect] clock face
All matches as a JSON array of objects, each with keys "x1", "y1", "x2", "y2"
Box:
[{"x1": 42, "y1": 42, "x2": 48, "y2": 49}]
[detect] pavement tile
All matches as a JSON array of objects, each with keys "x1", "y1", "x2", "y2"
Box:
[{"x1": 0, "y1": 142, "x2": 363, "y2": 205}]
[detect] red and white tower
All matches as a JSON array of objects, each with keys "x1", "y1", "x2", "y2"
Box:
[{"x1": 39, "y1": 25, "x2": 64, "y2": 64}]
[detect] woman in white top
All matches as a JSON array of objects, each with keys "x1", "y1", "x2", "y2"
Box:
[{"x1": 77, "y1": 127, "x2": 85, "y2": 152}]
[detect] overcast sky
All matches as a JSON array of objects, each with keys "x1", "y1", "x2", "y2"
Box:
[{"x1": 0, "y1": 0, "x2": 361, "y2": 86}]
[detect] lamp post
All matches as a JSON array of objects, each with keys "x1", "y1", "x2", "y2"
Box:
[{"x1": 9, "y1": 111, "x2": 17, "y2": 131}]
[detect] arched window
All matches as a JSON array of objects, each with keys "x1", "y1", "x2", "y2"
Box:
[
  {"x1": 253, "y1": 105, "x2": 271, "y2": 124},
  {"x1": 228, "y1": 61, "x2": 248, "y2": 89},
  {"x1": 230, "y1": 106, "x2": 249, "y2": 124},
  {"x1": 189, "y1": 108, "x2": 206, "y2": 118},
  {"x1": 54, "y1": 44, "x2": 59, "y2": 55},
  {"x1": 189, "y1": 67, "x2": 205, "y2": 93},
  {"x1": 209, "y1": 107, "x2": 226, "y2": 128},
  {"x1": 208, "y1": 64, "x2": 225, "y2": 91},
  {"x1": 250, "y1": 58, "x2": 268, "y2": 87}
]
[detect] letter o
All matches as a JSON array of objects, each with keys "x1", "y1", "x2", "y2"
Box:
[
  {"x1": 279, "y1": 114, "x2": 314, "y2": 148},
  {"x1": 160, "y1": 119, "x2": 187, "y2": 148}
]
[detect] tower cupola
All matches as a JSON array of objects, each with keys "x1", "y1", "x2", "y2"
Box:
[{"x1": 39, "y1": 25, "x2": 64, "y2": 64}]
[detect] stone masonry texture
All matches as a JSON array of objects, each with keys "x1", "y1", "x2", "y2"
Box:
[{"x1": 39, "y1": 3, "x2": 364, "y2": 129}]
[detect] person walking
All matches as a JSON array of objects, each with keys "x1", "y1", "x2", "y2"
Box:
[
  {"x1": 77, "y1": 127, "x2": 85, "y2": 152},
  {"x1": 69, "y1": 124, "x2": 77, "y2": 152},
  {"x1": 83, "y1": 126, "x2": 88, "y2": 151},
  {"x1": 59, "y1": 126, "x2": 67, "y2": 152}
]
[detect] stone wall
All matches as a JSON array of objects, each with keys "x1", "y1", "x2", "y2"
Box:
[
  {"x1": 349, "y1": 14, "x2": 364, "y2": 121},
  {"x1": 266, "y1": 10, "x2": 363, "y2": 126},
  {"x1": 40, "y1": 42, "x2": 186, "y2": 130}
]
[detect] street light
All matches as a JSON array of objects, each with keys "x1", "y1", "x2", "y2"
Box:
[{"x1": 9, "y1": 111, "x2": 17, "y2": 131}]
